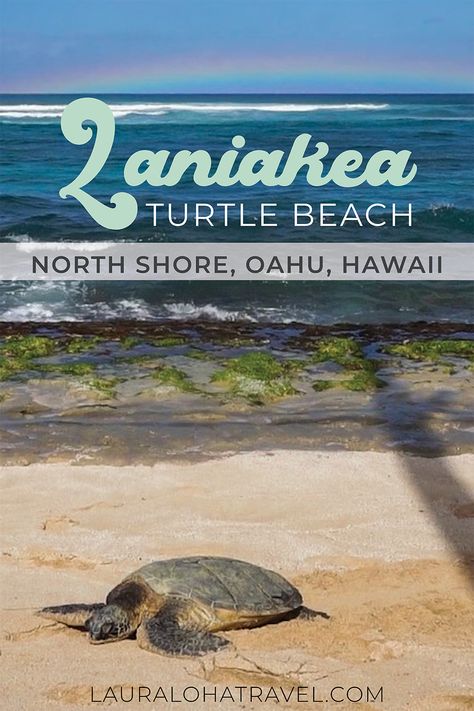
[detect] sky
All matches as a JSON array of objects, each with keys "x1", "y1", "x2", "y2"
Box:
[{"x1": 1, "y1": 0, "x2": 473, "y2": 93}]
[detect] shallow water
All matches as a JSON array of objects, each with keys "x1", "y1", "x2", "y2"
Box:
[{"x1": 1, "y1": 321, "x2": 472, "y2": 463}]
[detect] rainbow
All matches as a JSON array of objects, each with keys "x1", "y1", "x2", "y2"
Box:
[{"x1": 5, "y1": 51, "x2": 474, "y2": 93}]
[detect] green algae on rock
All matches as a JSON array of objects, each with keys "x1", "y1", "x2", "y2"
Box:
[
  {"x1": 119, "y1": 336, "x2": 141, "y2": 350},
  {"x1": 214, "y1": 352, "x2": 286, "y2": 380},
  {"x1": 312, "y1": 380, "x2": 336, "y2": 392},
  {"x1": 385, "y1": 339, "x2": 474, "y2": 363},
  {"x1": 0, "y1": 355, "x2": 31, "y2": 381},
  {"x1": 312, "y1": 368, "x2": 384, "y2": 393},
  {"x1": 310, "y1": 337, "x2": 386, "y2": 392},
  {"x1": 38, "y1": 362, "x2": 97, "y2": 377},
  {"x1": 0, "y1": 336, "x2": 57, "y2": 381},
  {"x1": 65, "y1": 336, "x2": 103, "y2": 354},
  {"x1": 0, "y1": 335, "x2": 56, "y2": 359},
  {"x1": 311, "y1": 336, "x2": 363, "y2": 366},
  {"x1": 211, "y1": 352, "x2": 297, "y2": 404},
  {"x1": 152, "y1": 336, "x2": 189, "y2": 347},
  {"x1": 151, "y1": 365, "x2": 196, "y2": 392},
  {"x1": 85, "y1": 376, "x2": 121, "y2": 398},
  {"x1": 0, "y1": 333, "x2": 101, "y2": 381},
  {"x1": 209, "y1": 336, "x2": 262, "y2": 348},
  {"x1": 283, "y1": 358, "x2": 309, "y2": 373},
  {"x1": 341, "y1": 369, "x2": 385, "y2": 391},
  {"x1": 120, "y1": 354, "x2": 158, "y2": 365},
  {"x1": 187, "y1": 348, "x2": 214, "y2": 361}
]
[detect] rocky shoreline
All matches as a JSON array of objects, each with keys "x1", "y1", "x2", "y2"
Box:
[
  {"x1": 1, "y1": 318, "x2": 472, "y2": 341},
  {"x1": 1, "y1": 320, "x2": 473, "y2": 464}
]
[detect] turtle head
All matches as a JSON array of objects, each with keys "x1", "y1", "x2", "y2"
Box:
[{"x1": 85, "y1": 605, "x2": 132, "y2": 643}]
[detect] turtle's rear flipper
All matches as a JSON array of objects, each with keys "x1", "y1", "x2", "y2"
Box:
[
  {"x1": 298, "y1": 606, "x2": 330, "y2": 621},
  {"x1": 37, "y1": 603, "x2": 105, "y2": 628},
  {"x1": 137, "y1": 604, "x2": 229, "y2": 657}
]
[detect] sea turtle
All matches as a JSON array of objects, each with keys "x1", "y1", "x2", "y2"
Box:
[{"x1": 38, "y1": 555, "x2": 328, "y2": 656}]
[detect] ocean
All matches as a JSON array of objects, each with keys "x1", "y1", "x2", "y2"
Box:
[{"x1": 0, "y1": 93, "x2": 473, "y2": 324}]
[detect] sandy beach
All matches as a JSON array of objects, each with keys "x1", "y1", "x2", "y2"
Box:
[{"x1": 1, "y1": 450, "x2": 473, "y2": 710}]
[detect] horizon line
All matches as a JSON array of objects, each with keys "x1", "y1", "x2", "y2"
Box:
[{"x1": 1, "y1": 90, "x2": 473, "y2": 96}]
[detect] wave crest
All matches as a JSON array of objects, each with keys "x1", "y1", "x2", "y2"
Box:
[{"x1": 0, "y1": 101, "x2": 389, "y2": 120}]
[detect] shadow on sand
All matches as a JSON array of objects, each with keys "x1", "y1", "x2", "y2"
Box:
[{"x1": 374, "y1": 387, "x2": 474, "y2": 588}]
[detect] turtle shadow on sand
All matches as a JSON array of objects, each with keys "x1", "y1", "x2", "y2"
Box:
[
  {"x1": 372, "y1": 387, "x2": 474, "y2": 588},
  {"x1": 37, "y1": 556, "x2": 330, "y2": 657}
]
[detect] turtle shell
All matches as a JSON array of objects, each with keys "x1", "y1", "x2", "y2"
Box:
[{"x1": 128, "y1": 556, "x2": 302, "y2": 614}]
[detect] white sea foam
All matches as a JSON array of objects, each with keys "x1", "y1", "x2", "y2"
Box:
[
  {"x1": 0, "y1": 101, "x2": 389, "y2": 119},
  {"x1": 163, "y1": 302, "x2": 254, "y2": 321},
  {"x1": 0, "y1": 294, "x2": 154, "y2": 322},
  {"x1": 152, "y1": 302, "x2": 312, "y2": 323},
  {"x1": 1, "y1": 303, "x2": 57, "y2": 321},
  {"x1": 16, "y1": 241, "x2": 116, "y2": 253},
  {"x1": 97, "y1": 298, "x2": 155, "y2": 319},
  {"x1": 2, "y1": 233, "x2": 34, "y2": 242}
]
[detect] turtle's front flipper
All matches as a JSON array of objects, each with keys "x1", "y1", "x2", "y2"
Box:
[
  {"x1": 137, "y1": 602, "x2": 229, "y2": 657},
  {"x1": 37, "y1": 603, "x2": 105, "y2": 628}
]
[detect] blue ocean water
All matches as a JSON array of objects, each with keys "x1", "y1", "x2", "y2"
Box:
[{"x1": 0, "y1": 93, "x2": 473, "y2": 323}]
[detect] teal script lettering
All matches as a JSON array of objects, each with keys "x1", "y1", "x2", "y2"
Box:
[{"x1": 60, "y1": 98, "x2": 417, "y2": 230}]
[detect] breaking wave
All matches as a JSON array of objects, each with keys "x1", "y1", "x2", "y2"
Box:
[
  {"x1": 0, "y1": 276, "x2": 257, "y2": 322},
  {"x1": 0, "y1": 101, "x2": 389, "y2": 120},
  {"x1": 163, "y1": 302, "x2": 254, "y2": 321}
]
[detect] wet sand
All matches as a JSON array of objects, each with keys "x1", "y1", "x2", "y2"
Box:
[{"x1": 1, "y1": 451, "x2": 473, "y2": 710}]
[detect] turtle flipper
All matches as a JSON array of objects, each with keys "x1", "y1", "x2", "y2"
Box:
[
  {"x1": 37, "y1": 603, "x2": 105, "y2": 628},
  {"x1": 138, "y1": 616, "x2": 228, "y2": 656},
  {"x1": 137, "y1": 602, "x2": 229, "y2": 657},
  {"x1": 298, "y1": 605, "x2": 330, "y2": 621}
]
